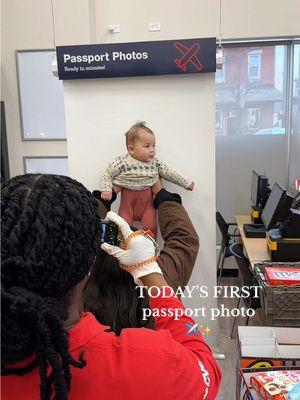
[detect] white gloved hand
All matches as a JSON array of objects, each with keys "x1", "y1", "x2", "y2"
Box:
[{"x1": 101, "y1": 211, "x2": 163, "y2": 285}]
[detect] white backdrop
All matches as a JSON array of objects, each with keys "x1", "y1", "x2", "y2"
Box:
[{"x1": 63, "y1": 73, "x2": 218, "y2": 343}]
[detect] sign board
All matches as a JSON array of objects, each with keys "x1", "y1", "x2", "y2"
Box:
[{"x1": 56, "y1": 37, "x2": 216, "y2": 80}]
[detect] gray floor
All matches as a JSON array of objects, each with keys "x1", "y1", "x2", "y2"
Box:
[{"x1": 214, "y1": 278, "x2": 261, "y2": 400}]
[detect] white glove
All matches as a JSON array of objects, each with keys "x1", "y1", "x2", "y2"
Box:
[{"x1": 101, "y1": 211, "x2": 163, "y2": 285}]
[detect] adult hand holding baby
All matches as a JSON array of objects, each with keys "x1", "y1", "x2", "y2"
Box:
[
  {"x1": 151, "y1": 178, "x2": 163, "y2": 195},
  {"x1": 101, "y1": 191, "x2": 113, "y2": 201},
  {"x1": 101, "y1": 184, "x2": 121, "y2": 202},
  {"x1": 188, "y1": 182, "x2": 195, "y2": 191}
]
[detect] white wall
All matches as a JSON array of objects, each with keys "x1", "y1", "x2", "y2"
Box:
[
  {"x1": 222, "y1": 0, "x2": 300, "y2": 39},
  {"x1": 64, "y1": 74, "x2": 218, "y2": 338}
]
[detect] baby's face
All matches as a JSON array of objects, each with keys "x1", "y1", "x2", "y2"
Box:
[{"x1": 129, "y1": 129, "x2": 156, "y2": 163}]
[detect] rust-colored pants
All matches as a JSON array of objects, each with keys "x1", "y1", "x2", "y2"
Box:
[{"x1": 118, "y1": 188, "x2": 157, "y2": 237}]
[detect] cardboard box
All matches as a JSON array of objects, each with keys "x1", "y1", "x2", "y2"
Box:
[{"x1": 237, "y1": 327, "x2": 300, "y2": 369}]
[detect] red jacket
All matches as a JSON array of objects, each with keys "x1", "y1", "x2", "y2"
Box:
[{"x1": 2, "y1": 294, "x2": 221, "y2": 399}]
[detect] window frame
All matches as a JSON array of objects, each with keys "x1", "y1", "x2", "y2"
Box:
[{"x1": 247, "y1": 52, "x2": 262, "y2": 81}]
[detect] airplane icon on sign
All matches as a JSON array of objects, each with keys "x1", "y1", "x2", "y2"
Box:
[{"x1": 174, "y1": 42, "x2": 203, "y2": 72}]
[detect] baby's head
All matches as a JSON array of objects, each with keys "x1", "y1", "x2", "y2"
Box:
[{"x1": 125, "y1": 122, "x2": 156, "y2": 163}]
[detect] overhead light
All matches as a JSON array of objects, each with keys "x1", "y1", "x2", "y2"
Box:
[
  {"x1": 216, "y1": 0, "x2": 223, "y2": 70},
  {"x1": 216, "y1": 44, "x2": 223, "y2": 70},
  {"x1": 51, "y1": 53, "x2": 58, "y2": 77}
]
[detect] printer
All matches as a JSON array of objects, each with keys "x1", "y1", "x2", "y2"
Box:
[{"x1": 266, "y1": 209, "x2": 300, "y2": 262}]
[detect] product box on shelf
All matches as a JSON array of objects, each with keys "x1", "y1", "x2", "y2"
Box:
[
  {"x1": 236, "y1": 326, "x2": 300, "y2": 399},
  {"x1": 237, "y1": 326, "x2": 300, "y2": 370}
]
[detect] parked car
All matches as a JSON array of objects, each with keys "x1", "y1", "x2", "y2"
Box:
[{"x1": 254, "y1": 128, "x2": 286, "y2": 135}]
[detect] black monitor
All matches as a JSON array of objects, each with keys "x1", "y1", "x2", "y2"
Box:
[
  {"x1": 251, "y1": 170, "x2": 269, "y2": 207},
  {"x1": 261, "y1": 183, "x2": 294, "y2": 230}
]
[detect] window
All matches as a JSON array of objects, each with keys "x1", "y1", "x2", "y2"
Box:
[
  {"x1": 215, "y1": 39, "x2": 300, "y2": 249},
  {"x1": 247, "y1": 108, "x2": 260, "y2": 129},
  {"x1": 215, "y1": 45, "x2": 286, "y2": 135},
  {"x1": 248, "y1": 53, "x2": 261, "y2": 80},
  {"x1": 215, "y1": 110, "x2": 223, "y2": 132}
]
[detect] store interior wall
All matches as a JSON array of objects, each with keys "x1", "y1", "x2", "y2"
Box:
[
  {"x1": 2, "y1": 0, "x2": 300, "y2": 344},
  {"x1": 2, "y1": 0, "x2": 300, "y2": 178}
]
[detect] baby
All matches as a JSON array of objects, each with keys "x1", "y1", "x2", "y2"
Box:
[{"x1": 100, "y1": 122, "x2": 194, "y2": 236}]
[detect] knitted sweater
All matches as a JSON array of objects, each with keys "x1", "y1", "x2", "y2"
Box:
[{"x1": 100, "y1": 154, "x2": 192, "y2": 191}]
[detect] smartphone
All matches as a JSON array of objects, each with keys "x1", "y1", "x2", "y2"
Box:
[
  {"x1": 100, "y1": 220, "x2": 138, "y2": 246},
  {"x1": 100, "y1": 220, "x2": 119, "y2": 246}
]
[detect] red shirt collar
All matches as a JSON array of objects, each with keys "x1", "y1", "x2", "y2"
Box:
[{"x1": 68, "y1": 312, "x2": 110, "y2": 351}]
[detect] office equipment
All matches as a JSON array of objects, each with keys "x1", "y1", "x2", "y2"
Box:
[
  {"x1": 244, "y1": 183, "x2": 294, "y2": 238},
  {"x1": 280, "y1": 209, "x2": 300, "y2": 238},
  {"x1": 235, "y1": 215, "x2": 270, "y2": 271},
  {"x1": 216, "y1": 211, "x2": 240, "y2": 284},
  {"x1": 292, "y1": 192, "x2": 300, "y2": 210},
  {"x1": 243, "y1": 223, "x2": 266, "y2": 238},
  {"x1": 262, "y1": 184, "x2": 294, "y2": 230},
  {"x1": 267, "y1": 233, "x2": 300, "y2": 262},
  {"x1": 266, "y1": 209, "x2": 300, "y2": 262},
  {"x1": 250, "y1": 171, "x2": 269, "y2": 224}
]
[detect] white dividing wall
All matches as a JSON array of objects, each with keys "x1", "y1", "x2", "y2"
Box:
[{"x1": 64, "y1": 74, "x2": 218, "y2": 339}]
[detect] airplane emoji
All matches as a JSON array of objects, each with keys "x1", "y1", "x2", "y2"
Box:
[{"x1": 174, "y1": 42, "x2": 203, "y2": 72}]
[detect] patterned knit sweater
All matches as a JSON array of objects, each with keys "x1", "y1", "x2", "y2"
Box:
[{"x1": 100, "y1": 154, "x2": 192, "y2": 191}]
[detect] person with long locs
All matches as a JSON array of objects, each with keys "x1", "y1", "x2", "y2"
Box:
[{"x1": 1, "y1": 174, "x2": 221, "y2": 400}]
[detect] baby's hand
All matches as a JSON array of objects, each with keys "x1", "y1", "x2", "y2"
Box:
[
  {"x1": 101, "y1": 191, "x2": 113, "y2": 201},
  {"x1": 187, "y1": 182, "x2": 195, "y2": 191}
]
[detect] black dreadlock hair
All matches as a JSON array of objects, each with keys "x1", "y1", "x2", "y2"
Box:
[{"x1": 1, "y1": 174, "x2": 102, "y2": 400}]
